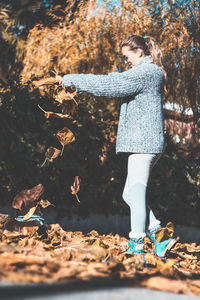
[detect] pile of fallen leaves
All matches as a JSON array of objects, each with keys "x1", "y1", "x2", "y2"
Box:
[
  {"x1": 0, "y1": 185, "x2": 200, "y2": 296},
  {"x1": 0, "y1": 223, "x2": 200, "y2": 295}
]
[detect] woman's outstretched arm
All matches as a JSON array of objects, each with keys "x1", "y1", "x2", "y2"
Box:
[{"x1": 62, "y1": 68, "x2": 146, "y2": 98}]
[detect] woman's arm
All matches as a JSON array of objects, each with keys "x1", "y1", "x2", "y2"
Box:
[{"x1": 62, "y1": 68, "x2": 146, "y2": 98}]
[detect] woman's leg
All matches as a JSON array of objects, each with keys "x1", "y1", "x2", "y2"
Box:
[
  {"x1": 147, "y1": 153, "x2": 163, "y2": 230},
  {"x1": 122, "y1": 153, "x2": 162, "y2": 238}
]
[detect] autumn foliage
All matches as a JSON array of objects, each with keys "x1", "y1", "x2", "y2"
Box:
[
  {"x1": 1, "y1": 215, "x2": 200, "y2": 295},
  {"x1": 0, "y1": 1, "x2": 200, "y2": 233},
  {"x1": 0, "y1": 0, "x2": 200, "y2": 294},
  {"x1": 0, "y1": 183, "x2": 200, "y2": 295}
]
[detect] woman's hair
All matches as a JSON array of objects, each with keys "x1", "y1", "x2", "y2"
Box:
[{"x1": 121, "y1": 34, "x2": 166, "y2": 77}]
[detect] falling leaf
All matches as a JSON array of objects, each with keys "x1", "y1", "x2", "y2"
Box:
[
  {"x1": 71, "y1": 176, "x2": 81, "y2": 203},
  {"x1": 41, "y1": 147, "x2": 61, "y2": 167},
  {"x1": 56, "y1": 127, "x2": 75, "y2": 155},
  {"x1": 155, "y1": 222, "x2": 174, "y2": 242},
  {"x1": 39, "y1": 199, "x2": 55, "y2": 208},
  {"x1": 12, "y1": 184, "x2": 44, "y2": 211},
  {"x1": 22, "y1": 206, "x2": 38, "y2": 221},
  {"x1": 45, "y1": 112, "x2": 71, "y2": 119},
  {"x1": 38, "y1": 105, "x2": 71, "y2": 119},
  {"x1": 54, "y1": 91, "x2": 78, "y2": 104}
]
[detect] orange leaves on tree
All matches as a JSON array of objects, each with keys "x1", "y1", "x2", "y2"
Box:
[
  {"x1": 18, "y1": 0, "x2": 200, "y2": 126},
  {"x1": 56, "y1": 127, "x2": 75, "y2": 155},
  {"x1": 71, "y1": 176, "x2": 81, "y2": 203},
  {"x1": 15, "y1": 0, "x2": 199, "y2": 148}
]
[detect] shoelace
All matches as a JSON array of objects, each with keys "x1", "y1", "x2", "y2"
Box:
[
  {"x1": 15, "y1": 214, "x2": 45, "y2": 226},
  {"x1": 149, "y1": 224, "x2": 161, "y2": 234},
  {"x1": 130, "y1": 237, "x2": 144, "y2": 244}
]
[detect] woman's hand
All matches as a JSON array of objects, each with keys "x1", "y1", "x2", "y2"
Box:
[{"x1": 59, "y1": 78, "x2": 64, "y2": 88}]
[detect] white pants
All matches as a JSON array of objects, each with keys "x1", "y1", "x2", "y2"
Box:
[{"x1": 122, "y1": 153, "x2": 162, "y2": 238}]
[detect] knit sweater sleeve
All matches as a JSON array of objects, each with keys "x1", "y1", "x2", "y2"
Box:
[{"x1": 62, "y1": 67, "x2": 145, "y2": 98}]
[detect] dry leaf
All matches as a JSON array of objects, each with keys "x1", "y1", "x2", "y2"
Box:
[
  {"x1": 41, "y1": 147, "x2": 61, "y2": 167},
  {"x1": 143, "y1": 252, "x2": 157, "y2": 267},
  {"x1": 45, "y1": 112, "x2": 71, "y2": 119},
  {"x1": 22, "y1": 206, "x2": 37, "y2": 221},
  {"x1": 55, "y1": 91, "x2": 77, "y2": 104},
  {"x1": 20, "y1": 226, "x2": 39, "y2": 237},
  {"x1": 92, "y1": 239, "x2": 101, "y2": 247},
  {"x1": 0, "y1": 221, "x2": 200, "y2": 293},
  {"x1": 56, "y1": 127, "x2": 75, "y2": 155},
  {"x1": 38, "y1": 105, "x2": 70, "y2": 119},
  {"x1": 140, "y1": 276, "x2": 188, "y2": 294},
  {"x1": 0, "y1": 214, "x2": 10, "y2": 224},
  {"x1": 155, "y1": 222, "x2": 174, "y2": 242},
  {"x1": 32, "y1": 76, "x2": 62, "y2": 87},
  {"x1": 71, "y1": 176, "x2": 81, "y2": 203},
  {"x1": 2, "y1": 200, "x2": 200, "y2": 294},
  {"x1": 2, "y1": 230, "x2": 22, "y2": 238},
  {"x1": 12, "y1": 184, "x2": 44, "y2": 211},
  {"x1": 39, "y1": 199, "x2": 55, "y2": 208}
]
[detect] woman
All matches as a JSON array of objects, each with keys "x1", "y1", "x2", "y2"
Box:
[{"x1": 61, "y1": 34, "x2": 177, "y2": 257}]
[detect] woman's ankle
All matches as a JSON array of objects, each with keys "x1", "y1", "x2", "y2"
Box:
[
  {"x1": 148, "y1": 221, "x2": 161, "y2": 232},
  {"x1": 129, "y1": 232, "x2": 146, "y2": 239}
]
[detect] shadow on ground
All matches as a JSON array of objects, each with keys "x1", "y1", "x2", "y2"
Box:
[{"x1": 0, "y1": 277, "x2": 196, "y2": 300}]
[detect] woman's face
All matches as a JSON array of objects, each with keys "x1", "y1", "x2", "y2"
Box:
[{"x1": 122, "y1": 46, "x2": 145, "y2": 68}]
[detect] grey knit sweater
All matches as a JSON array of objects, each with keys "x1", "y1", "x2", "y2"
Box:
[{"x1": 62, "y1": 55, "x2": 165, "y2": 154}]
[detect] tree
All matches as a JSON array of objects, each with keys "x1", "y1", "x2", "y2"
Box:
[
  {"x1": 0, "y1": 0, "x2": 89, "y2": 83},
  {"x1": 0, "y1": 0, "x2": 199, "y2": 225}
]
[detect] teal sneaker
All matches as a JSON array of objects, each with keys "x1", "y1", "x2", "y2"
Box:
[
  {"x1": 148, "y1": 223, "x2": 162, "y2": 243},
  {"x1": 127, "y1": 237, "x2": 145, "y2": 254},
  {"x1": 148, "y1": 224, "x2": 177, "y2": 258}
]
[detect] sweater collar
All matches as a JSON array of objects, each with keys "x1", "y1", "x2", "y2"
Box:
[{"x1": 136, "y1": 55, "x2": 152, "y2": 66}]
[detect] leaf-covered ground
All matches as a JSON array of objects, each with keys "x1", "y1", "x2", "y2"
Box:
[{"x1": 0, "y1": 224, "x2": 200, "y2": 297}]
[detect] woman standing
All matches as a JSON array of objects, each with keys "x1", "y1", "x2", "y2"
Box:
[{"x1": 61, "y1": 34, "x2": 177, "y2": 257}]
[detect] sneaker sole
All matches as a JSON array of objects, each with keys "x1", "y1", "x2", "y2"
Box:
[{"x1": 161, "y1": 238, "x2": 177, "y2": 257}]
